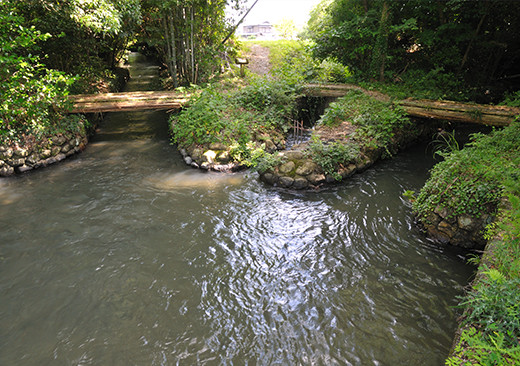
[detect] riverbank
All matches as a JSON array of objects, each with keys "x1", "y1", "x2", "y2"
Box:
[
  {"x1": 410, "y1": 121, "x2": 520, "y2": 364},
  {"x1": 0, "y1": 65, "x2": 131, "y2": 177},
  {"x1": 447, "y1": 194, "x2": 520, "y2": 364},
  {"x1": 0, "y1": 125, "x2": 92, "y2": 176}
]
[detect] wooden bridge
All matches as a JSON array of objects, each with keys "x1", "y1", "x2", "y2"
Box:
[
  {"x1": 68, "y1": 84, "x2": 519, "y2": 127},
  {"x1": 304, "y1": 84, "x2": 520, "y2": 127},
  {"x1": 68, "y1": 90, "x2": 190, "y2": 113}
]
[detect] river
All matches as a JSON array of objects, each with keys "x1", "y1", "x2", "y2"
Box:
[{"x1": 0, "y1": 53, "x2": 474, "y2": 365}]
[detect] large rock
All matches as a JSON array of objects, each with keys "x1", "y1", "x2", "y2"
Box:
[
  {"x1": 293, "y1": 178, "x2": 309, "y2": 190},
  {"x1": 261, "y1": 173, "x2": 278, "y2": 185},
  {"x1": 0, "y1": 148, "x2": 13, "y2": 160},
  {"x1": 307, "y1": 173, "x2": 326, "y2": 185},
  {"x1": 203, "y1": 150, "x2": 217, "y2": 164},
  {"x1": 295, "y1": 161, "x2": 317, "y2": 176},
  {"x1": 457, "y1": 214, "x2": 475, "y2": 230},
  {"x1": 0, "y1": 165, "x2": 14, "y2": 176},
  {"x1": 279, "y1": 176, "x2": 294, "y2": 188},
  {"x1": 279, "y1": 161, "x2": 296, "y2": 175}
]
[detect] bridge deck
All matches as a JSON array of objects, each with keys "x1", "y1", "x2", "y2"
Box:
[
  {"x1": 304, "y1": 83, "x2": 520, "y2": 127},
  {"x1": 68, "y1": 85, "x2": 520, "y2": 127},
  {"x1": 68, "y1": 90, "x2": 190, "y2": 113}
]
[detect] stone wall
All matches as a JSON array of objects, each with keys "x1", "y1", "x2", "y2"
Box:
[
  {"x1": 259, "y1": 120, "x2": 436, "y2": 190},
  {"x1": 259, "y1": 149, "x2": 375, "y2": 190},
  {"x1": 417, "y1": 207, "x2": 493, "y2": 249},
  {"x1": 0, "y1": 131, "x2": 89, "y2": 177}
]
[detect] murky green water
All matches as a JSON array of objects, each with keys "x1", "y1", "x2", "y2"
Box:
[{"x1": 0, "y1": 53, "x2": 474, "y2": 365}]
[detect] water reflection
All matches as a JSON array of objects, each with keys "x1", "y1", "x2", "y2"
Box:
[
  {"x1": 144, "y1": 171, "x2": 245, "y2": 191},
  {"x1": 0, "y1": 53, "x2": 475, "y2": 365}
]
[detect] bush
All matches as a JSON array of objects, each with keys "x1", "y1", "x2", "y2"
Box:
[
  {"x1": 306, "y1": 136, "x2": 359, "y2": 180},
  {"x1": 170, "y1": 79, "x2": 297, "y2": 150},
  {"x1": 0, "y1": 3, "x2": 79, "y2": 145},
  {"x1": 234, "y1": 77, "x2": 298, "y2": 133},
  {"x1": 413, "y1": 122, "x2": 520, "y2": 222},
  {"x1": 317, "y1": 90, "x2": 410, "y2": 152}
]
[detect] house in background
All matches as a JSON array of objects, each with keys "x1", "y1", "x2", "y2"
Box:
[{"x1": 239, "y1": 21, "x2": 278, "y2": 40}]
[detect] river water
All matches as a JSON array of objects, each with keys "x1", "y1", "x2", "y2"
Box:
[{"x1": 0, "y1": 53, "x2": 474, "y2": 365}]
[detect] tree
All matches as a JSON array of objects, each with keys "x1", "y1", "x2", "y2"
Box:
[
  {"x1": 140, "y1": 0, "x2": 244, "y2": 86},
  {"x1": 275, "y1": 18, "x2": 297, "y2": 39},
  {"x1": 0, "y1": 1, "x2": 76, "y2": 144},
  {"x1": 306, "y1": 0, "x2": 520, "y2": 97},
  {"x1": 14, "y1": 0, "x2": 141, "y2": 74}
]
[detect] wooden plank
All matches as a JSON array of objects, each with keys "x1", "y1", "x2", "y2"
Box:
[
  {"x1": 303, "y1": 83, "x2": 520, "y2": 126},
  {"x1": 66, "y1": 85, "x2": 520, "y2": 126},
  {"x1": 68, "y1": 90, "x2": 190, "y2": 113}
]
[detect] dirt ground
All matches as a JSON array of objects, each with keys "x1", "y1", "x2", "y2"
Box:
[{"x1": 245, "y1": 44, "x2": 271, "y2": 76}]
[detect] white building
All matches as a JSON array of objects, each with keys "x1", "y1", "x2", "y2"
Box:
[{"x1": 239, "y1": 21, "x2": 278, "y2": 40}]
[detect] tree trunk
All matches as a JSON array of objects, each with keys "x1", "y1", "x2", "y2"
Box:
[
  {"x1": 190, "y1": 6, "x2": 195, "y2": 84},
  {"x1": 167, "y1": 13, "x2": 179, "y2": 88},
  {"x1": 459, "y1": 4, "x2": 488, "y2": 72},
  {"x1": 371, "y1": 0, "x2": 390, "y2": 82}
]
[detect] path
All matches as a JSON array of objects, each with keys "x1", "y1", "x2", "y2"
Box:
[{"x1": 245, "y1": 44, "x2": 271, "y2": 76}]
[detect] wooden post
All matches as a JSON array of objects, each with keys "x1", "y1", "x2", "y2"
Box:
[{"x1": 235, "y1": 58, "x2": 249, "y2": 77}]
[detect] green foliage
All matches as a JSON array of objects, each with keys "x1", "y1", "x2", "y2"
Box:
[
  {"x1": 306, "y1": 136, "x2": 359, "y2": 180},
  {"x1": 12, "y1": 0, "x2": 140, "y2": 75},
  {"x1": 447, "y1": 326, "x2": 520, "y2": 366},
  {"x1": 439, "y1": 125, "x2": 520, "y2": 365},
  {"x1": 306, "y1": 0, "x2": 520, "y2": 99},
  {"x1": 460, "y1": 272, "x2": 520, "y2": 342},
  {"x1": 234, "y1": 77, "x2": 298, "y2": 132},
  {"x1": 247, "y1": 40, "x2": 351, "y2": 84},
  {"x1": 402, "y1": 190, "x2": 416, "y2": 202},
  {"x1": 170, "y1": 79, "x2": 296, "y2": 150},
  {"x1": 501, "y1": 91, "x2": 520, "y2": 108},
  {"x1": 448, "y1": 170, "x2": 520, "y2": 365},
  {"x1": 170, "y1": 88, "x2": 233, "y2": 147},
  {"x1": 230, "y1": 143, "x2": 284, "y2": 173},
  {"x1": 250, "y1": 151, "x2": 284, "y2": 173},
  {"x1": 0, "y1": 2, "x2": 81, "y2": 145},
  {"x1": 429, "y1": 129, "x2": 460, "y2": 160},
  {"x1": 448, "y1": 271, "x2": 520, "y2": 365},
  {"x1": 318, "y1": 90, "x2": 410, "y2": 152},
  {"x1": 358, "y1": 68, "x2": 469, "y2": 101},
  {"x1": 414, "y1": 122, "x2": 520, "y2": 221}
]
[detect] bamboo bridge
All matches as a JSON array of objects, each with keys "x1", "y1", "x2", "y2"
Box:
[{"x1": 68, "y1": 84, "x2": 520, "y2": 127}]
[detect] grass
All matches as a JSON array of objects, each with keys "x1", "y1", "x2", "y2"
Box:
[{"x1": 242, "y1": 39, "x2": 352, "y2": 84}]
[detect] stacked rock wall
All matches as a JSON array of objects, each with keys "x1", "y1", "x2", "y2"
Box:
[
  {"x1": 418, "y1": 206, "x2": 494, "y2": 249},
  {"x1": 0, "y1": 132, "x2": 89, "y2": 177}
]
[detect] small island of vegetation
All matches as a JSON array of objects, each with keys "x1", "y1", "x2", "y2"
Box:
[{"x1": 1, "y1": 0, "x2": 519, "y2": 364}]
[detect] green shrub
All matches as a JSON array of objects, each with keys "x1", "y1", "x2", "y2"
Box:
[
  {"x1": 234, "y1": 77, "x2": 298, "y2": 133},
  {"x1": 306, "y1": 136, "x2": 359, "y2": 180},
  {"x1": 318, "y1": 90, "x2": 410, "y2": 152},
  {"x1": 447, "y1": 326, "x2": 520, "y2": 366},
  {"x1": 230, "y1": 143, "x2": 284, "y2": 173},
  {"x1": 170, "y1": 88, "x2": 229, "y2": 147},
  {"x1": 413, "y1": 122, "x2": 520, "y2": 221},
  {"x1": 170, "y1": 79, "x2": 297, "y2": 150},
  {"x1": 460, "y1": 273, "x2": 520, "y2": 346},
  {"x1": 246, "y1": 40, "x2": 352, "y2": 84},
  {"x1": 501, "y1": 91, "x2": 520, "y2": 108},
  {"x1": 0, "y1": 4, "x2": 79, "y2": 145}
]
